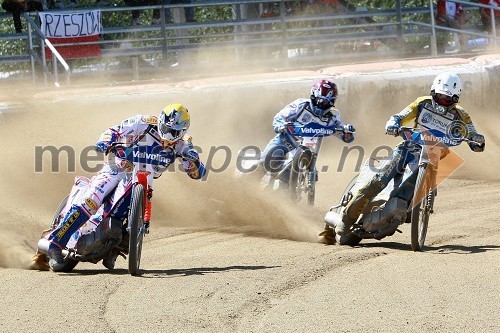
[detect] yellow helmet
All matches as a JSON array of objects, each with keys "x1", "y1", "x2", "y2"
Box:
[{"x1": 158, "y1": 104, "x2": 190, "y2": 144}]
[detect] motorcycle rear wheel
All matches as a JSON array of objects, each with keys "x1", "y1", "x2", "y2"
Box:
[
  {"x1": 50, "y1": 196, "x2": 79, "y2": 272},
  {"x1": 289, "y1": 147, "x2": 314, "y2": 205},
  {"x1": 411, "y1": 165, "x2": 431, "y2": 251},
  {"x1": 128, "y1": 184, "x2": 145, "y2": 276}
]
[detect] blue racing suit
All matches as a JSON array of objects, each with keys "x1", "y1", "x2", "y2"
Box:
[{"x1": 259, "y1": 98, "x2": 355, "y2": 177}]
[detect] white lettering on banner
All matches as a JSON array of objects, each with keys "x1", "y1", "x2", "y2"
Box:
[{"x1": 39, "y1": 10, "x2": 102, "y2": 38}]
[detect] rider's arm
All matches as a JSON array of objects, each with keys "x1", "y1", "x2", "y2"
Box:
[
  {"x1": 272, "y1": 99, "x2": 307, "y2": 133},
  {"x1": 385, "y1": 96, "x2": 425, "y2": 134},
  {"x1": 175, "y1": 135, "x2": 206, "y2": 180},
  {"x1": 331, "y1": 114, "x2": 355, "y2": 143},
  {"x1": 456, "y1": 106, "x2": 486, "y2": 152},
  {"x1": 95, "y1": 115, "x2": 143, "y2": 153}
]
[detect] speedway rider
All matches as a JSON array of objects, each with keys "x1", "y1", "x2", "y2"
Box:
[
  {"x1": 43, "y1": 103, "x2": 206, "y2": 271},
  {"x1": 335, "y1": 72, "x2": 486, "y2": 236},
  {"x1": 256, "y1": 79, "x2": 356, "y2": 183}
]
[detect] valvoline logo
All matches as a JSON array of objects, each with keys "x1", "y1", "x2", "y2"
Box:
[
  {"x1": 288, "y1": 123, "x2": 336, "y2": 137},
  {"x1": 132, "y1": 146, "x2": 174, "y2": 166},
  {"x1": 422, "y1": 129, "x2": 461, "y2": 147}
]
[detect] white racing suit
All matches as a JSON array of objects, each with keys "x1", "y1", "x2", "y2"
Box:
[
  {"x1": 259, "y1": 98, "x2": 354, "y2": 176},
  {"x1": 338, "y1": 96, "x2": 485, "y2": 232},
  {"x1": 47, "y1": 114, "x2": 206, "y2": 252}
]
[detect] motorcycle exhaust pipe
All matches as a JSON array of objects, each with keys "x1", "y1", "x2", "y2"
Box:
[
  {"x1": 324, "y1": 211, "x2": 342, "y2": 228},
  {"x1": 37, "y1": 238, "x2": 70, "y2": 258}
]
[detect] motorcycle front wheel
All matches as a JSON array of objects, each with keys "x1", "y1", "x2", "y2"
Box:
[
  {"x1": 128, "y1": 184, "x2": 145, "y2": 276},
  {"x1": 411, "y1": 165, "x2": 432, "y2": 251},
  {"x1": 289, "y1": 147, "x2": 315, "y2": 205}
]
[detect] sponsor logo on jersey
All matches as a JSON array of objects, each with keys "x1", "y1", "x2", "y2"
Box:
[
  {"x1": 56, "y1": 210, "x2": 81, "y2": 240},
  {"x1": 422, "y1": 133, "x2": 459, "y2": 146},
  {"x1": 84, "y1": 198, "x2": 98, "y2": 211},
  {"x1": 298, "y1": 127, "x2": 335, "y2": 135},
  {"x1": 301, "y1": 113, "x2": 312, "y2": 123},
  {"x1": 418, "y1": 110, "x2": 449, "y2": 133},
  {"x1": 133, "y1": 150, "x2": 172, "y2": 165},
  {"x1": 142, "y1": 116, "x2": 158, "y2": 124}
]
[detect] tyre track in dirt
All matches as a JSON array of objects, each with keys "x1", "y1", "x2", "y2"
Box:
[{"x1": 0, "y1": 57, "x2": 499, "y2": 332}]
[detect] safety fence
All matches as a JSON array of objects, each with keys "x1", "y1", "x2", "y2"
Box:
[{"x1": 0, "y1": 0, "x2": 498, "y2": 86}]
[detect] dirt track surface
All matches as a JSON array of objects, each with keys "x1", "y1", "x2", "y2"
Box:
[{"x1": 0, "y1": 61, "x2": 499, "y2": 332}]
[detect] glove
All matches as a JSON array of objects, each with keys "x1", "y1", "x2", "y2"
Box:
[
  {"x1": 95, "y1": 141, "x2": 110, "y2": 154},
  {"x1": 469, "y1": 142, "x2": 485, "y2": 152},
  {"x1": 470, "y1": 133, "x2": 485, "y2": 145},
  {"x1": 343, "y1": 124, "x2": 355, "y2": 133},
  {"x1": 386, "y1": 125, "x2": 399, "y2": 136},
  {"x1": 274, "y1": 124, "x2": 287, "y2": 133},
  {"x1": 385, "y1": 117, "x2": 400, "y2": 136},
  {"x1": 182, "y1": 148, "x2": 199, "y2": 162},
  {"x1": 468, "y1": 133, "x2": 485, "y2": 152}
]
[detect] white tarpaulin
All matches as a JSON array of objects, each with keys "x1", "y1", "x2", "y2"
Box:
[{"x1": 39, "y1": 10, "x2": 102, "y2": 38}]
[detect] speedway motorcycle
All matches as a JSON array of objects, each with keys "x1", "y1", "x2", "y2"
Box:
[
  {"x1": 36, "y1": 145, "x2": 152, "y2": 276},
  {"x1": 320, "y1": 127, "x2": 476, "y2": 251},
  {"x1": 240, "y1": 120, "x2": 346, "y2": 205}
]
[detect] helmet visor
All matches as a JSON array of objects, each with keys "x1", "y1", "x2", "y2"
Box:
[
  {"x1": 159, "y1": 122, "x2": 182, "y2": 141},
  {"x1": 314, "y1": 97, "x2": 334, "y2": 110}
]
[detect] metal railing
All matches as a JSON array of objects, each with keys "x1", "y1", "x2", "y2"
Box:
[
  {"x1": 25, "y1": 14, "x2": 70, "y2": 86},
  {"x1": 0, "y1": 0, "x2": 499, "y2": 85}
]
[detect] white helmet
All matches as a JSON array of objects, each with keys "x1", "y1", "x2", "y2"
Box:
[{"x1": 430, "y1": 72, "x2": 462, "y2": 106}]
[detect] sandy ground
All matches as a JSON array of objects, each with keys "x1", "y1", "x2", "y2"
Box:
[{"x1": 0, "y1": 63, "x2": 499, "y2": 333}]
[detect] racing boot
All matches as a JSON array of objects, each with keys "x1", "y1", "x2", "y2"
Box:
[
  {"x1": 335, "y1": 192, "x2": 371, "y2": 236},
  {"x1": 47, "y1": 246, "x2": 65, "y2": 272},
  {"x1": 102, "y1": 251, "x2": 119, "y2": 270}
]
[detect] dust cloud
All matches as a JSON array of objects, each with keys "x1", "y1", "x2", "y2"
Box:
[{"x1": 0, "y1": 68, "x2": 498, "y2": 269}]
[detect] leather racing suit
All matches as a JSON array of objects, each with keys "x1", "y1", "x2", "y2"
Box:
[
  {"x1": 258, "y1": 98, "x2": 355, "y2": 179},
  {"x1": 339, "y1": 96, "x2": 485, "y2": 232},
  {"x1": 47, "y1": 114, "x2": 206, "y2": 252}
]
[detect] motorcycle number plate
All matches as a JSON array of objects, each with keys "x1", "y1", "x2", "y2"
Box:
[{"x1": 302, "y1": 137, "x2": 318, "y2": 148}]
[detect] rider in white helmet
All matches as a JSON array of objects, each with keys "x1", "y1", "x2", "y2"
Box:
[
  {"x1": 335, "y1": 72, "x2": 485, "y2": 236},
  {"x1": 42, "y1": 103, "x2": 206, "y2": 271}
]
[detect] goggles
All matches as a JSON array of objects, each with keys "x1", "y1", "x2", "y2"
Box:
[{"x1": 434, "y1": 93, "x2": 458, "y2": 106}]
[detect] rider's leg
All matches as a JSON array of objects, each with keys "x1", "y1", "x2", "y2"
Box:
[
  {"x1": 257, "y1": 134, "x2": 291, "y2": 187},
  {"x1": 47, "y1": 165, "x2": 123, "y2": 271},
  {"x1": 335, "y1": 142, "x2": 415, "y2": 236}
]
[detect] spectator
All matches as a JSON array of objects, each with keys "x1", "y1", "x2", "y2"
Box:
[
  {"x1": 1, "y1": 0, "x2": 42, "y2": 33},
  {"x1": 260, "y1": 1, "x2": 293, "y2": 18},
  {"x1": 435, "y1": 0, "x2": 470, "y2": 53},
  {"x1": 479, "y1": 0, "x2": 500, "y2": 31},
  {"x1": 163, "y1": 0, "x2": 196, "y2": 24},
  {"x1": 124, "y1": 0, "x2": 162, "y2": 26}
]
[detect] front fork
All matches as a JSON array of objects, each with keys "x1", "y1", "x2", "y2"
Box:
[
  {"x1": 143, "y1": 186, "x2": 153, "y2": 234},
  {"x1": 307, "y1": 154, "x2": 318, "y2": 189}
]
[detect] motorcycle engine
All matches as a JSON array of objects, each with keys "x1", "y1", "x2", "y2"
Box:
[
  {"x1": 76, "y1": 217, "x2": 122, "y2": 256},
  {"x1": 360, "y1": 197, "x2": 407, "y2": 233}
]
